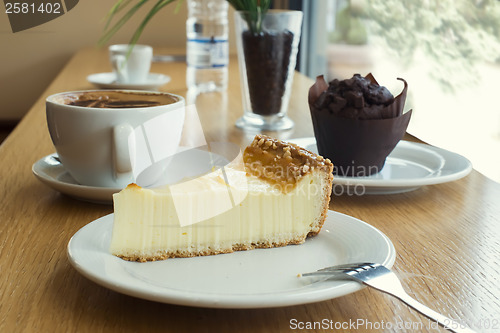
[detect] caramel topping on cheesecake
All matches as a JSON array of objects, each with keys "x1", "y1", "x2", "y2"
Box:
[{"x1": 243, "y1": 135, "x2": 333, "y2": 193}]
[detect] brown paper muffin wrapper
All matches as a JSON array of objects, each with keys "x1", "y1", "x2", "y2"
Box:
[{"x1": 309, "y1": 75, "x2": 412, "y2": 177}]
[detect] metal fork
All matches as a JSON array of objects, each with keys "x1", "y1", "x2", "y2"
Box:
[{"x1": 302, "y1": 263, "x2": 476, "y2": 333}]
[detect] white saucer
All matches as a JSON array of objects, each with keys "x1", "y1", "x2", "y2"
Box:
[
  {"x1": 87, "y1": 72, "x2": 170, "y2": 90},
  {"x1": 32, "y1": 154, "x2": 119, "y2": 204},
  {"x1": 289, "y1": 138, "x2": 472, "y2": 195},
  {"x1": 67, "y1": 211, "x2": 396, "y2": 308},
  {"x1": 32, "y1": 150, "x2": 230, "y2": 204}
]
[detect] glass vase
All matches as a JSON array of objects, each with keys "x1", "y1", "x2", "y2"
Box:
[{"x1": 234, "y1": 10, "x2": 303, "y2": 131}]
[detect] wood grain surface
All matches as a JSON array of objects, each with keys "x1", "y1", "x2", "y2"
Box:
[{"x1": 0, "y1": 47, "x2": 499, "y2": 333}]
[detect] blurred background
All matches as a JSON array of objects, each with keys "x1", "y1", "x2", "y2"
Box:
[
  {"x1": 0, "y1": 0, "x2": 189, "y2": 123},
  {"x1": 1, "y1": 0, "x2": 499, "y2": 182},
  {"x1": 310, "y1": 0, "x2": 500, "y2": 183}
]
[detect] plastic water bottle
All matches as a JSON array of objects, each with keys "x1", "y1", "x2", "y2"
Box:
[{"x1": 186, "y1": 0, "x2": 228, "y2": 92}]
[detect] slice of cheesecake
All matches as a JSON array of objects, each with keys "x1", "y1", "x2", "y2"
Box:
[{"x1": 110, "y1": 135, "x2": 333, "y2": 262}]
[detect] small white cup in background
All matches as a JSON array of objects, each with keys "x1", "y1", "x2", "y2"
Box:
[
  {"x1": 109, "y1": 44, "x2": 153, "y2": 83},
  {"x1": 46, "y1": 90, "x2": 185, "y2": 188}
]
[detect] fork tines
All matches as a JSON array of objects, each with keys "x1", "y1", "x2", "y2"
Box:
[
  {"x1": 319, "y1": 262, "x2": 378, "y2": 272},
  {"x1": 301, "y1": 262, "x2": 379, "y2": 277}
]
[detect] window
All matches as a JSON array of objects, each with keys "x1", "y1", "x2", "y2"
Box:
[{"x1": 298, "y1": 0, "x2": 500, "y2": 182}]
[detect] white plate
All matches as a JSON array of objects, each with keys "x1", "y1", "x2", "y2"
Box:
[
  {"x1": 67, "y1": 211, "x2": 395, "y2": 309},
  {"x1": 87, "y1": 72, "x2": 170, "y2": 90},
  {"x1": 290, "y1": 138, "x2": 472, "y2": 195},
  {"x1": 32, "y1": 154, "x2": 119, "y2": 204}
]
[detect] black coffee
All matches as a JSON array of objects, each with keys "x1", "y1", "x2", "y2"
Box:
[
  {"x1": 68, "y1": 99, "x2": 163, "y2": 108},
  {"x1": 55, "y1": 91, "x2": 178, "y2": 109}
]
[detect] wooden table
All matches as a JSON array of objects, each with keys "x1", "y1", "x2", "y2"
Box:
[{"x1": 1, "y1": 47, "x2": 499, "y2": 332}]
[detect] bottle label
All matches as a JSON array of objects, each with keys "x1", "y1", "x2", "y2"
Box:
[{"x1": 187, "y1": 37, "x2": 228, "y2": 69}]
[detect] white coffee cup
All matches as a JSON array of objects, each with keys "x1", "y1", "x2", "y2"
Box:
[
  {"x1": 46, "y1": 90, "x2": 185, "y2": 188},
  {"x1": 109, "y1": 44, "x2": 153, "y2": 83}
]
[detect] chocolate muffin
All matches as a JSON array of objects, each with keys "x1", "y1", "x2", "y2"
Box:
[{"x1": 309, "y1": 73, "x2": 412, "y2": 177}]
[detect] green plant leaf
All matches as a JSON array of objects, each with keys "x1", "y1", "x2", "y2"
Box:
[
  {"x1": 128, "y1": 0, "x2": 176, "y2": 49},
  {"x1": 99, "y1": 0, "x2": 152, "y2": 46},
  {"x1": 103, "y1": 0, "x2": 133, "y2": 30},
  {"x1": 227, "y1": 0, "x2": 271, "y2": 34},
  {"x1": 100, "y1": 0, "x2": 270, "y2": 48}
]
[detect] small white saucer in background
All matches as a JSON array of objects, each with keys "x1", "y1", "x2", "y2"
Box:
[
  {"x1": 289, "y1": 137, "x2": 472, "y2": 195},
  {"x1": 87, "y1": 72, "x2": 171, "y2": 90}
]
